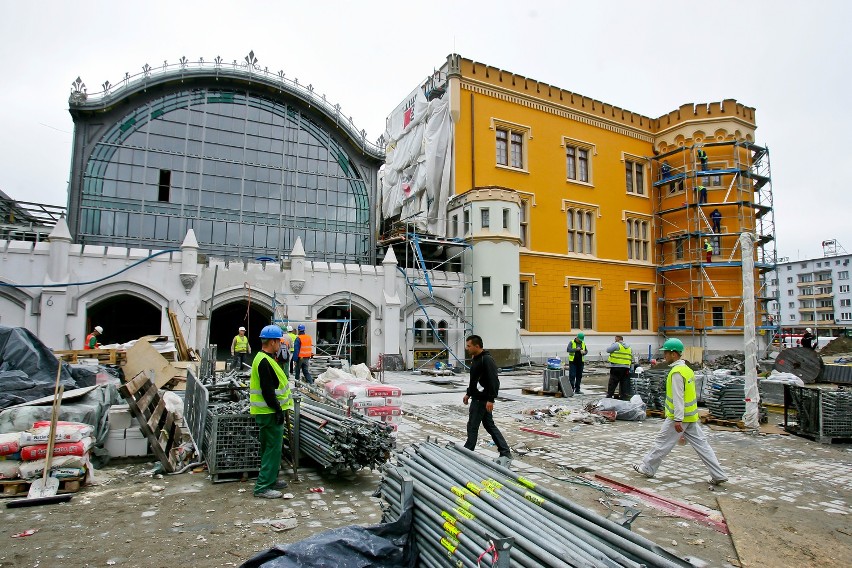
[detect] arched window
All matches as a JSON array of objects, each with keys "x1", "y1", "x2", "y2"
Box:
[
  {"x1": 438, "y1": 320, "x2": 448, "y2": 344},
  {"x1": 427, "y1": 319, "x2": 437, "y2": 343},
  {"x1": 414, "y1": 319, "x2": 425, "y2": 344}
]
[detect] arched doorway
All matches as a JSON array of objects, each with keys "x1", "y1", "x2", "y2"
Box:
[
  {"x1": 210, "y1": 302, "x2": 273, "y2": 361},
  {"x1": 316, "y1": 304, "x2": 369, "y2": 365},
  {"x1": 86, "y1": 295, "x2": 162, "y2": 346}
]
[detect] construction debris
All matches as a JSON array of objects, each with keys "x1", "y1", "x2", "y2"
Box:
[{"x1": 817, "y1": 334, "x2": 852, "y2": 356}]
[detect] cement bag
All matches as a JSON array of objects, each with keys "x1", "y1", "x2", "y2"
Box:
[
  {"x1": 18, "y1": 454, "x2": 89, "y2": 480},
  {"x1": 596, "y1": 395, "x2": 647, "y2": 421},
  {"x1": 163, "y1": 391, "x2": 184, "y2": 422},
  {"x1": 0, "y1": 431, "x2": 20, "y2": 455},
  {"x1": 350, "y1": 363, "x2": 374, "y2": 381},
  {"x1": 350, "y1": 397, "x2": 389, "y2": 409},
  {"x1": 19, "y1": 437, "x2": 94, "y2": 460},
  {"x1": 20, "y1": 423, "x2": 94, "y2": 446},
  {"x1": 0, "y1": 459, "x2": 20, "y2": 479}
]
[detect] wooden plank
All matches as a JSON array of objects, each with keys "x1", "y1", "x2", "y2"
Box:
[
  {"x1": 168, "y1": 310, "x2": 189, "y2": 361},
  {"x1": 147, "y1": 398, "x2": 167, "y2": 434},
  {"x1": 135, "y1": 383, "x2": 160, "y2": 417},
  {"x1": 124, "y1": 339, "x2": 182, "y2": 389},
  {"x1": 120, "y1": 372, "x2": 151, "y2": 399}
]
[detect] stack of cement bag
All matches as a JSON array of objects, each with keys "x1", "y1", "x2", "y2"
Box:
[{"x1": 0, "y1": 421, "x2": 95, "y2": 484}]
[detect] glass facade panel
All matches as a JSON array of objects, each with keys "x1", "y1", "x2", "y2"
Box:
[{"x1": 77, "y1": 88, "x2": 373, "y2": 262}]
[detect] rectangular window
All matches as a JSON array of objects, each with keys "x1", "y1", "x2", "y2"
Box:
[
  {"x1": 712, "y1": 306, "x2": 724, "y2": 327},
  {"x1": 839, "y1": 271, "x2": 849, "y2": 280},
  {"x1": 502, "y1": 208, "x2": 510, "y2": 230},
  {"x1": 503, "y1": 284, "x2": 510, "y2": 306},
  {"x1": 771, "y1": 279, "x2": 778, "y2": 286},
  {"x1": 675, "y1": 239, "x2": 684, "y2": 260},
  {"x1": 570, "y1": 285, "x2": 594, "y2": 329},
  {"x1": 790, "y1": 314, "x2": 796, "y2": 320},
  {"x1": 519, "y1": 199, "x2": 529, "y2": 247},
  {"x1": 787, "y1": 277, "x2": 793, "y2": 283},
  {"x1": 519, "y1": 281, "x2": 529, "y2": 330},
  {"x1": 788, "y1": 302, "x2": 795, "y2": 308},
  {"x1": 158, "y1": 169, "x2": 171, "y2": 202},
  {"x1": 707, "y1": 174, "x2": 722, "y2": 186},
  {"x1": 567, "y1": 207, "x2": 595, "y2": 255},
  {"x1": 510, "y1": 132, "x2": 523, "y2": 168},
  {"x1": 677, "y1": 307, "x2": 687, "y2": 327},
  {"x1": 482, "y1": 276, "x2": 491, "y2": 298},
  {"x1": 799, "y1": 274, "x2": 813, "y2": 283},
  {"x1": 787, "y1": 265, "x2": 792, "y2": 271},
  {"x1": 496, "y1": 129, "x2": 508, "y2": 166},
  {"x1": 566, "y1": 144, "x2": 592, "y2": 182},
  {"x1": 625, "y1": 160, "x2": 645, "y2": 195},
  {"x1": 451, "y1": 215, "x2": 458, "y2": 238},
  {"x1": 841, "y1": 299, "x2": 851, "y2": 307},
  {"x1": 463, "y1": 209, "x2": 470, "y2": 235},
  {"x1": 841, "y1": 285, "x2": 850, "y2": 293},
  {"x1": 630, "y1": 289, "x2": 650, "y2": 330},
  {"x1": 626, "y1": 218, "x2": 650, "y2": 261},
  {"x1": 481, "y1": 208, "x2": 490, "y2": 229},
  {"x1": 841, "y1": 312, "x2": 852, "y2": 320},
  {"x1": 788, "y1": 290, "x2": 794, "y2": 296}
]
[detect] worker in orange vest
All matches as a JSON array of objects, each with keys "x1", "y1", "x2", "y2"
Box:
[
  {"x1": 293, "y1": 324, "x2": 314, "y2": 384},
  {"x1": 84, "y1": 326, "x2": 103, "y2": 350}
]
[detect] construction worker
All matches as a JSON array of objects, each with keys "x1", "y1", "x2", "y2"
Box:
[
  {"x1": 286, "y1": 325, "x2": 298, "y2": 375},
  {"x1": 250, "y1": 325, "x2": 292, "y2": 499},
  {"x1": 84, "y1": 326, "x2": 103, "y2": 350},
  {"x1": 704, "y1": 239, "x2": 713, "y2": 263},
  {"x1": 293, "y1": 324, "x2": 314, "y2": 384},
  {"x1": 633, "y1": 338, "x2": 728, "y2": 485},
  {"x1": 606, "y1": 335, "x2": 633, "y2": 400},
  {"x1": 230, "y1": 326, "x2": 251, "y2": 371},
  {"x1": 697, "y1": 147, "x2": 708, "y2": 171},
  {"x1": 696, "y1": 184, "x2": 707, "y2": 204},
  {"x1": 275, "y1": 325, "x2": 293, "y2": 372},
  {"x1": 710, "y1": 208, "x2": 722, "y2": 233},
  {"x1": 463, "y1": 335, "x2": 512, "y2": 466},
  {"x1": 567, "y1": 332, "x2": 588, "y2": 394},
  {"x1": 802, "y1": 327, "x2": 817, "y2": 350},
  {"x1": 660, "y1": 160, "x2": 675, "y2": 193}
]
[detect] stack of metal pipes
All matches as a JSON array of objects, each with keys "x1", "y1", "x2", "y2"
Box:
[
  {"x1": 379, "y1": 441, "x2": 692, "y2": 568},
  {"x1": 294, "y1": 398, "x2": 394, "y2": 473}
]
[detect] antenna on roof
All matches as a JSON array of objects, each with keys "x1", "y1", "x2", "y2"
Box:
[{"x1": 822, "y1": 239, "x2": 848, "y2": 257}]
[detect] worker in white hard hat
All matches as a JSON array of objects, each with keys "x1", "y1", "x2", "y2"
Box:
[
  {"x1": 231, "y1": 326, "x2": 252, "y2": 370},
  {"x1": 84, "y1": 326, "x2": 104, "y2": 350},
  {"x1": 802, "y1": 327, "x2": 817, "y2": 350}
]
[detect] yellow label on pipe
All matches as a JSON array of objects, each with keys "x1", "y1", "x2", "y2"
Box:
[
  {"x1": 443, "y1": 522, "x2": 461, "y2": 537},
  {"x1": 518, "y1": 476, "x2": 536, "y2": 489},
  {"x1": 440, "y1": 537, "x2": 458, "y2": 554},
  {"x1": 465, "y1": 482, "x2": 481, "y2": 495},
  {"x1": 441, "y1": 511, "x2": 457, "y2": 524},
  {"x1": 524, "y1": 491, "x2": 545, "y2": 506},
  {"x1": 455, "y1": 497, "x2": 471, "y2": 509},
  {"x1": 455, "y1": 507, "x2": 474, "y2": 520}
]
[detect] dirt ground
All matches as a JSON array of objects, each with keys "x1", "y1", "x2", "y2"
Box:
[{"x1": 2, "y1": 368, "x2": 850, "y2": 568}]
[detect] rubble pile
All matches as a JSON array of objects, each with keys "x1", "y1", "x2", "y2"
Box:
[
  {"x1": 707, "y1": 354, "x2": 745, "y2": 373},
  {"x1": 818, "y1": 334, "x2": 852, "y2": 356}
]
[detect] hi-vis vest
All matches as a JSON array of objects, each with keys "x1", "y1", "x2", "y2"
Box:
[
  {"x1": 665, "y1": 364, "x2": 699, "y2": 422},
  {"x1": 697, "y1": 149, "x2": 707, "y2": 160},
  {"x1": 250, "y1": 352, "x2": 292, "y2": 415},
  {"x1": 704, "y1": 241, "x2": 713, "y2": 252},
  {"x1": 608, "y1": 343, "x2": 633, "y2": 367},
  {"x1": 234, "y1": 335, "x2": 249, "y2": 353},
  {"x1": 297, "y1": 334, "x2": 313, "y2": 358},
  {"x1": 568, "y1": 340, "x2": 586, "y2": 362},
  {"x1": 84, "y1": 333, "x2": 97, "y2": 350}
]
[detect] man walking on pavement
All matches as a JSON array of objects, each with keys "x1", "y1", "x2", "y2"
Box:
[
  {"x1": 250, "y1": 325, "x2": 293, "y2": 499},
  {"x1": 633, "y1": 338, "x2": 728, "y2": 485},
  {"x1": 293, "y1": 324, "x2": 314, "y2": 384},
  {"x1": 231, "y1": 326, "x2": 251, "y2": 371},
  {"x1": 84, "y1": 325, "x2": 104, "y2": 350},
  {"x1": 606, "y1": 335, "x2": 634, "y2": 400},
  {"x1": 463, "y1": 335, "x2": 512, "y2": 466},
  {"x1": 567, "y1": 333, "x2": 588, "y2": 394}
]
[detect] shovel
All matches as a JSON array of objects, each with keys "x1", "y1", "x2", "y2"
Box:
[{"x1": 27, "y1": 364, "x2": 64, "y2": 498}]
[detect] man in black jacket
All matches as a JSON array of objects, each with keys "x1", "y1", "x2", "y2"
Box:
[{"x1": 463, "y1": 335, "x2": 512, "y2": 464}]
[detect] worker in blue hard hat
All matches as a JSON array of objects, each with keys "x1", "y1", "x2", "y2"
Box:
[
  {"x1": 250, "y1": 324, "x2": 292, "y2": 499},
  {"x1": 292, "y1": 324, "x2": 314, "y2": 385},
  {"x1": 633, "y1": 338, "x2": 728, "y2": 486}
]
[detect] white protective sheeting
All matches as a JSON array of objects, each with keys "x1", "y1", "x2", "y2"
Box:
[
  {"x1": 740, "y1": 232, "x2": 760, "y2": 429},
  {"x1": 379, "y1": 89, "x2": 454, "y2": 236}
]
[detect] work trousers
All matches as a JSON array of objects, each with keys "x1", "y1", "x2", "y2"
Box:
[
  {"x1": 464, "y1": 399, "x2": 511, "y2": 458},
  {"x1": 640, "y1": 419, "x2": 728, "y2": 482},
  {"x1": 606, "y1": 367, "x2": 632, "y2": 399},
  {"x1": 568, "y1": 361, "x2": 584, "y2": 393},
  {"x1": 294, "y1": 358, "x2": 313, "y2": 384},
  {"x1": 254, "y1": 413, "x2": 284, "y2": 494},
  {"x1": 233, "y1": 351, "x2": 249, "y2": 371}
]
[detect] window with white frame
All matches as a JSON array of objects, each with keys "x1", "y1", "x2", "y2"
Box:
[
  {"x1": 788, "y1": 290, "x2": 794, "y2": 296},
  {"x1": 630, "y1": 289, "x2": 650, "y2": 330},
  {"x1": 570, "y1": 285, "x2": 594, "y2": 329},
  {"x1": 819, "y1": 313, "x2": 833, "y2": 321},
  {"x1": 481, "y1": 276, "x2": 491, "y2": 298},
  {"x1": 841, "y1": 312, "x2": 852, "y2": 320},
  {"x1": 625, "y1": 159, "x2": 645, "y2": 195},
  {"x1": 564, "y1": 138, "x2": 594, "y2": 183},
  {"x1": 790, "y1": 314, "x2": 796, "y2": 320},
  {"x1": 495, "y1": 126, "x2": 526, "y2": 170},
  {"x1": 519, "y1": 280, "x2": 530, "y2": 330},
  {"x1": 841, "y1": 299, "x2": 851, "y2": 307},
  {"x1": 626, "y1": 217, "x2": 650, "y2": 261},
  {"x1": 502, "y1": 208, "x2": 510, "y2": 229},
  {"x1": 567, "y1": 207, "x2": 595, "y2": 254},
  {"x1": 787, "y1": 277, "x2": 793, "y2": 283},
  {"x1": 463, "y1": 209, "x2": 470, "y2": 235},
  {"x1": 841, "y1": 285, "x2": 850, "y2": 293},
  {"x1": 839, "y1": 271, "x2": 850, "y2": 280},
  {"x1": 519, "y1": 198, "x2": 529, "y2": 247},
  {"x1": 788, "y1": 302, "x2": 795, "y2": 308},
  {"x1": 481, "y1": 208, "x2": 490, "y2": 229},
  {"x1": 502, "y1": 284, "x2": 511, "y2": 306}
]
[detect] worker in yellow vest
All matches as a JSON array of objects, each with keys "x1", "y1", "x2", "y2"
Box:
[
  {"x1": 84, "y1": 326, "x2": 103, "y2": 350},
  {"x1": 567, "y1": 333, "x2": 588, "y2": 394},
  {"x1": 286, "y1": 325, "x2": 298, "y2": 375},
  {"x1": 704, "y1": 239, "x2": 713, "y2": 263},
  {"x1": 230, "y1": 326, "x2": 251, "y2": 371},
  {"x1": 293, "y1": 324, "x2": 314, "y2": 384},
  {"x1": 250, "y1": 325, "x2": 293, "y2": 499},
  {"x1": 696, "y1": 147, "x2": 708, "y2": 171},
  {"x1": 633, "y1": 338, "x2": 728, "y2": 485},
  {"x1": 605, "y1": 336, "x2": 633, "y2": 400}
]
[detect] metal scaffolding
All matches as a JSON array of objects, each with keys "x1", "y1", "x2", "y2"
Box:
[{"x1": 651, "y1": 140, "x2": 778, "y2": 354}]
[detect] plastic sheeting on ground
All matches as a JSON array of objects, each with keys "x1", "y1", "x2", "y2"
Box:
[
  {"x1": 0, "y1": 325, "x2": 91, "y2": 409},
  {"x1": 240, "y1": 508, "x2": 415, "y2": 568}
]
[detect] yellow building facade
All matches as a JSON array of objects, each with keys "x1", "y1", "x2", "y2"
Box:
[{"x1": 441, "y1": 54, "x2": 774, "y2": 357}]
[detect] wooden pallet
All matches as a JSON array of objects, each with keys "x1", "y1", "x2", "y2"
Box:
[
  {"x1": 646, "y1": 409, "x2": 665, "y2": 418},
  {"x1": 701, "y1": 415, "x2": 746, "y2": 429},
  {"x1": 118, "y1": 372, "x2": 184, "y2": 473},
  {"x1": 0, "y1": 475, "x2": 85, "y2": 498},
  {"x1": 54, "y1": 349, "x2": 126, "y2": 365},
  {"x1": 522, "y1": 387, "x2": 563, "y2": 397}
]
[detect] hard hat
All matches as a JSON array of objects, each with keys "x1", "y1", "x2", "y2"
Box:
[
  {"x1": 577, "y1": 332, "x2": 585, "y2": 339},
  {"x1": 238, "y1": 326, "x2": 246, "y2": 331},
  {"x1": 806, "y1": 328, "x2": 812, "y2": 333},
  {"x1": 286, "y1": 326, "x2": 294, "y2": 332},
  {"x1": 297, "y1": 324, "x2": 306, "y2": 333},
  {"x1": 660, "y1": 338, "x2": 685, "y2": 353},
  {"x1": 259, "y1": 325, "x2": 283, "y2": 339},
  {"x1": 94, "y1": 326, "x2": 103, "y2": 334}
]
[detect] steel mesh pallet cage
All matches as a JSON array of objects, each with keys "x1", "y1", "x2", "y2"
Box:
[
  {"x1": 203, "y1": 410, "x2": 262, "y2": 479},
  {"x1": 785, "y1": 385, "x2": 852, "y2": 441}
]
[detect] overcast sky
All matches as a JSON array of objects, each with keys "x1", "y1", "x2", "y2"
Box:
[{"x1": 1, "y1": 0, "x2": 848, "y2": 260}]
